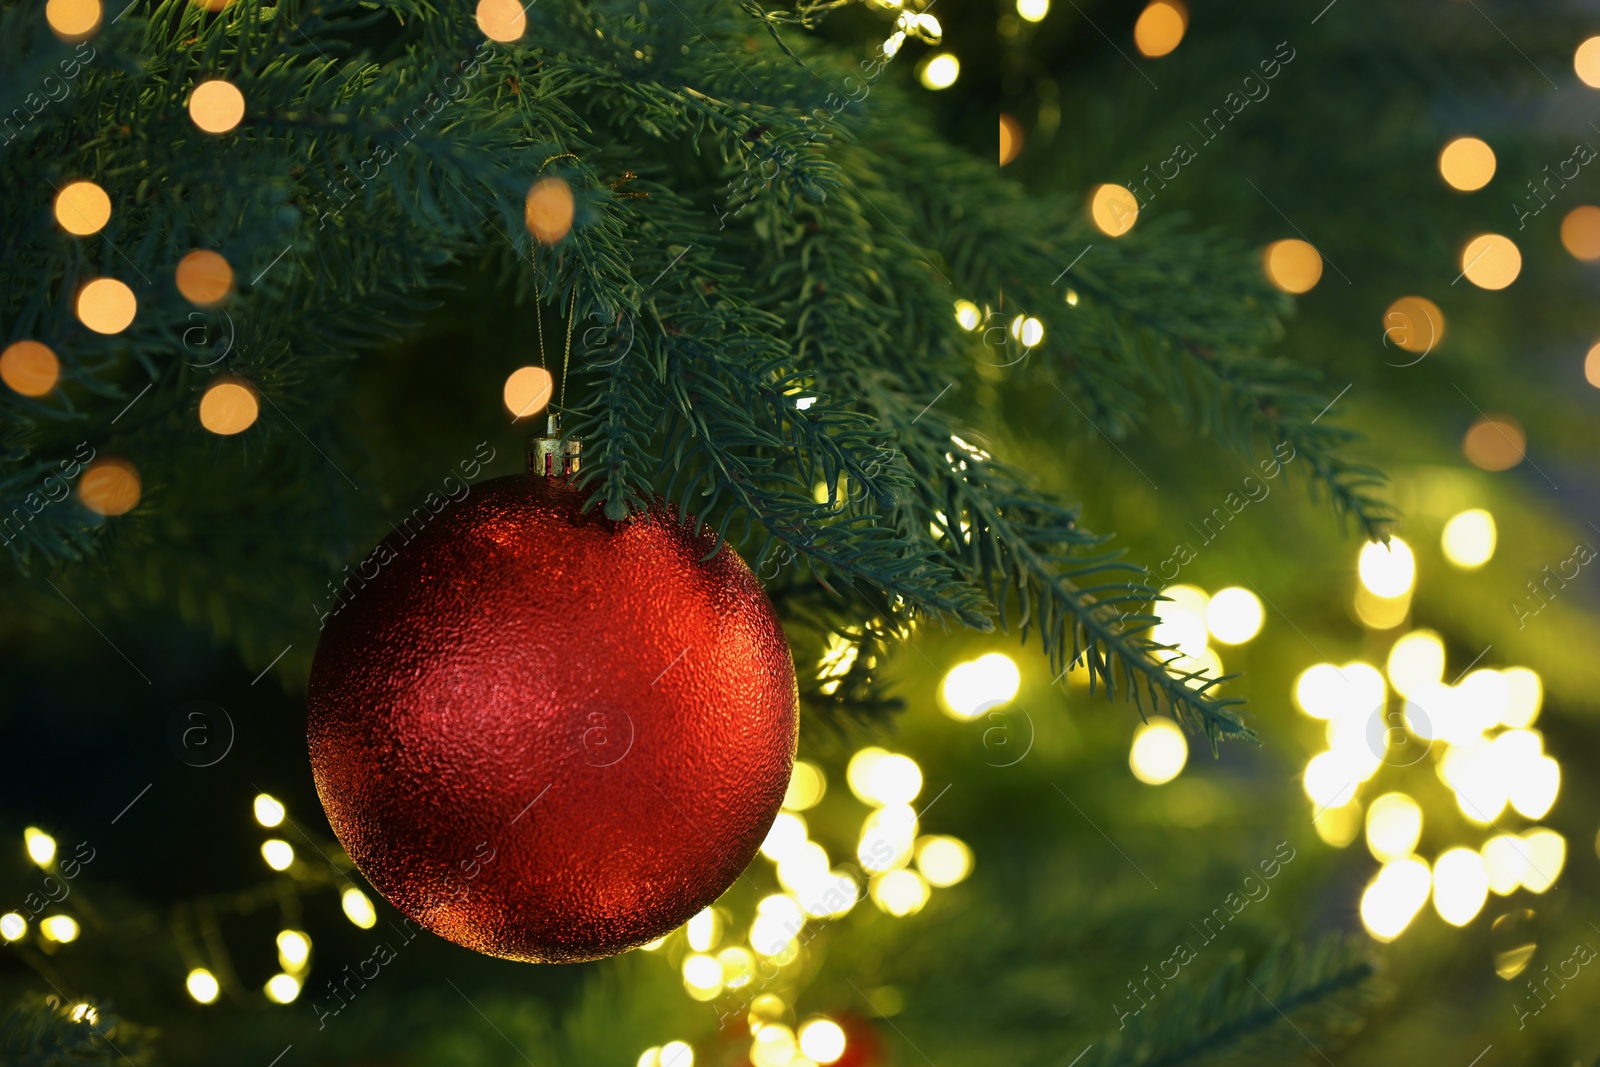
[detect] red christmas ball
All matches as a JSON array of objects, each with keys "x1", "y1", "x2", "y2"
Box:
[{"x1": 307, "y1": 472, "x2": 797, "y2": 963}]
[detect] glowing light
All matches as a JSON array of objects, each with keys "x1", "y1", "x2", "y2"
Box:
[
  {"x1": 0, "y1": 341, "x2": 60, "y2": 398},
  {"x1": 659, "y1": 1041, "x2": 694, "y2": 1067},
  {"x1": 1359, "y1": 857, "x2": 1432, "y2": 942},
  {"x1": 1133, "y1": 0, "x2": 1186, "y2": 57},
  {"x1": 176, "y1": 250, "x2": 234, "y2": 306},
  {"x1": 915, "y1": 835, "x2": 973, "y2": 887},
  {"x1": 1508, "y1": 755, "x2": 1559, "y2": 820},
  {"x1": 0, "y1": 913, "x2": 27, "y2": 941},
  {"x1": 265, "y1": 973, "x2": 301, "y2": 1004},
  {"x1": 40, "y1": 915, "x2": 80, "y2": 943},
  {"x1": 782, "y1": 761, "x2": 826, "y2": 811},
  {"x1": 1462, "y1": 415, "x2": 1525, "y2": 472},
  {"x1": 999, "y1": 115, "x2": 1024, "y2": 166},
  {"x1": 76, "y1": 277, "x2": 137, "y2": 334},
  {"x1": 253, "y1": 794, "x2": 285, "y2": 827},
  {"x1": 46, "y1": 0, "x2": 100, "y2": 41},
  {"x1": 24, "y1": 827, "x2": 57, "y2": 867},
  {"x1": 475, "y1": 0, "x2": 525, "y2": 41},
  {"x1": 1303, "y1": 750, "x2": 1359, "y2": 809},
  {"x1": 69, "y1": 1004, "x2": 96, "y2": 1024},
  {"x1": 1129, "y1": 719, "x2": 1187, "y2": 785},
  {"x1": 54, "y1": 181, "x2": 111, "y2": 236},
  {"x1": 718, "y1": 946, "x2": 754, "y2": 988},
  {"x1": 870, "y1": 868, "x2": 930, "y2": 917},
  {"x1": 1009, "y1": 315, "x2": 1044, "y2": 347},
  {"x1": 1520, "y1": 829, "x2": 1565, "y2": 893},
  {"x1": 1090, "y1": 184, "x2": 1138, "y2": 237},
  {"x1": 260, "y1": 839, "x2": 294, "y2": 871},
  {"x1": 1204, "y1": 587, "x2": 1263, "y2": 644},
  {"x1": 940, "y1": 652, "x2": 1021, "y2": 719},
  {"x1": 1587, "y1": 342, "x2": 1600, "y2": 387},
  {"x1": 503, "y1": 366, "x2": 554, "y2": 419},
  {"x1": 1015, "y1": 0, "x2": 1048, "y2": 22},
  {"x1": 954, "y1": 299, "x2": 981, "y2": 330},
  {"x1": 1386, "y1": 630, "x2": 1444, "y2": 698},
  {"x1": 751, "y1": 1024, "x2": 798, "y2": 1067},
  {"x1": 1358, "y1": 537, "x2": 1415, "y2": 598},
  {"x1": 77, "y1": 457, "x2": 140, "y2": 517},
  {"x1": 919, "y1": 54, "x2": 960, "y2": 90},
  {"x1": 1561, "y1": 205, "x2": 1600, "y2": 261},
  {"x1": 798, "y1": 1018, "x2": 847, "y2": 1064},
  {"x1": 1312, "y1": 801, "x2": 1362, "y2": 848},
  {"x1": 1482, "y1": 835, "x2": 1528, "y2": 895},
  {"x1": 681, "y1": 953, "x2": 723, "y2": 1001},
  {"x1": 341, "y1": 887, "x2": 377, "y2": 928},
  {"x1": 1438, "y1": 137, "x2": 1495, "y2": 192},
  {"x1": 1437, "y1": 509, "x2": 1496, "y2": 570},
  {"x1": 638, "y1": 936, "x2": 665, "y2": 952},
  {"x1": 857, "y1": 804, "x2": 917, "y2": 873},
  {"x1": 525, "y1": 177, "x2": 575, "y2": 245},
  {"x1": 1499, "y1": 667, "x2": 1542, "y2": 728},
  {"x1": 1263, "y1": 239, "x2": 1323, "y2": 294},
  {"x1": 1579, "y1": 36, "x2": 1600, "y2": 86},
  {"x1": 186, "y1": 968, "x2": 220, "y2": 1004},
  {"x1": 189, "y1": 79, "x2": 245, "y2": 134},
  {"x1": 1354, "y1": 584, "x2": 1410, "y2": 631},
  {"x1": 1364, "y1": 793, "x2": 1422, "y2": 862},
  {"x1": 1383, "y1": 296, "x2": 1445, "y2": 356},
  {"x1": 276, "y1": 929, "x2": 311, "y2": 972},
  {"x1": 1152, "y1": 597, "x2": 1209, "y2": 661},
  {"x1": 1432, "y1": 848, "x2": 1489, "y2": 927},
  {"x1": 865, "y1": 754, "x2": 923, "y2": 805},
  {"x1": 199, "y1": 380, "x2": 259, "y2": 436},
  {"x1": 686, "y1": 907, "x2": 719, "y2": 952},
  {"x1": 750, "y1": 894, "x2": 804, "y2": 956},
  {"x1": 1459, "y1": 234, "x2": 1521, "y2": 289},
  {"x1": 1441, "y1": 740, "x2": 1508, "y2": 823},
  {"x1": 760, "y1": 812, "x2": 810, "y2": 864},
  {"x1": 1293, "y1": 661, "x2": 1385, "y2": 721}
]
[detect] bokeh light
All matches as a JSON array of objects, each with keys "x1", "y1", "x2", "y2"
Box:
[
  {"x1": 940, "y1": 652, "x2": 1020, "y2": 719},
  {"x1": 954, "y1": 299, "x2": 981, "y2": 331},
  {"x1": 186, "y1": 969, "x2": 220, "y2": 1004},
  {"x1": 1383, "y1": 296, "x2": 1445, "y2": 356},
  {"x1": 503, "y1": 366, "x2": 554, "y2": 418},
  {"x1": 1359, "y1": 856, "x2": 1432, "y2": 942},
  {"x1": 277, "y1": 929, "x2": 311, "y2": 971},
  {"x1": 1090, "y1": 184, "x2": 1139, "y2": 237},
  {"x1": 1009, "y1": 314, "x2": 1044, "y2": 347},
  {"x1": 1441, "y1": 509, "x2": 1495, "y2": 568},
  {"x1": 1358, "y1": 537, "x2": 1415, "y2": 597},
  {"x1": 0, "y1": 913, "x2": 26, "y2": 941},
  {"x1": 25, "y1": 828, "x2": 56, "y2": 867},
  {"x1": 46, "y1": 0, "x2": 100, "y2": 41},
  {"x1": 1386, "y1": 630, "x2": 1444, "y2": 697},
  {"x1": 1133, "y1": 0, "x2": 1187, "y2": 58},
  {"x1": 0, "y1": 341, "x2": 60, "y2": 397},
  {"x1": 1519, "y1": 829, "x2": 1565, "y2": 893},
  {"x1": 798, "y1": 1018, "x2": 847, "y2": 1064},
  {"x1": 78, "y1": 457, "x2": 140, "y2": 516},
  {"x1": 1016, "y1": 0, "x2": 1048, "y2": 22},
  {"x1": 1499, "y1": 667, "x2": 1542, "y2": 728},
  {"x1": 1561, "y1": 205, "x2": 1600, "y2": 261},
  {"x1": 54, "y1": 181, "x2": 111, "y2": 236},
  {"x1": 1432, "y1": 848, "x2": 1489, "y2": 927},
  {"x1": 1586, "y1": 342, "x2": 1600, "y2": 387},
  {"x1": 40, "y1": 915, "x2": 80, "y2": 943},
  {"x1": 1129, "y1": 719, "x2": 1188, "y2": 785},
  {"x1": 870, "y1": 868, "x2": 930, "y2": 916},
  {"x1": 475, "y1": 0, "x2": 525, "y2": 41},
  {"x1": 176, "y1": 250, "x2": 234, "y2": 306},
  {"x1": 1262, "y1": 239, "x2": 1323, "y2": 294},
  {"x1": 919, "y1": 54, "x2": 960, "y2": 90},
  {"x1": 1205, "y1": 586, "x2": 1263, "y2": 644},
  {"x1": 1459, "y1": 234, "x2": 1521, "y2": 289},
  {"x1": 1438, "y1": 137, "x2": 1495, "y2": 191},
  {"x1": 264, "y1": 973, "x2": 301, "y2": 1004},
  {"x1": 76, "y1": 277, "x2": 137, "y2": 334},
  {"x1": 199, "y1": 380, "x2": 259, "y2": 436},
  {"x1": 253, "y1": 793, "x2": 286, "y2": 827},
  {"x1": 1462, "y1": 415, "x2": 1525, "y2": 471},
  {"x1": 525, "y1": 178, "x2": 575, "y2": 245},
  {"x1": 341, "y1": 887, "x2": 377, "y2": 928},
  {"x1": 189, "y1": 79, "x2": 246, "y2": 134},
  {"x1": 782, "y1": 761, "x2": 825, "y2": 810},
  {"x1": 1579, "y1": 36, "x2": 1600, "y2": 86},
  {"x1": 915, "y1": 835, "x2": 973, "y2": 887},
  {"x1": 1365, "y1": 793, "x2": 1422, "y2": 862},
  {"x1": 681, "y1": 953, "x2": 723, "y2": 1000},
  {"x1": 261, "y1": 839, "x2": 294, "y2": 871},
  {"x1": 999, "y1": 114, "x2": 1024, "y2": 165}
]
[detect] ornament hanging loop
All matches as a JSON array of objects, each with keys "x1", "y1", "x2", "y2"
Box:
[{"x1": 527, "y1": 413, "x2": 581, "y2": 477}]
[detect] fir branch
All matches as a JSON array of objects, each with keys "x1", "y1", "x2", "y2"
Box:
[{"x1": 0, "y1": 994, "x2": 154, "y2": 1067}]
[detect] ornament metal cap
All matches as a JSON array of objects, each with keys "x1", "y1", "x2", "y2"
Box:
[{"x1": 527, "y1": 413, "x2": 581, "y2": 477}]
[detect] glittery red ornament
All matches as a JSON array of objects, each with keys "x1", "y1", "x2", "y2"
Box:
[{"x1": 307, "y1": 451, "x2": 797, "y2": 964}]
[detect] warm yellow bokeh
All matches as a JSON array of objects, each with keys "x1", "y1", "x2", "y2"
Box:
[
  {"x1": 1263, "y1": 239, "x2": 1323, "y2": 294},
  {"x1": 76, "y1": 278, "x2": 137, "y2": 334},
  {"x1": 503, "y1": 365, "x2": 554, "y2": 418},
  {"x1": 1462, "y1": 415, "x2": 1525, "y2": 472},
  {"x1": 1090, "y1": 184, "x2": 1139, "y2": 237},
  {"x1": 1133, "y1": 0, "x2": 1187, "y2": 58},
  {"x1": 176, "y1": 250, "x2": 234, "y2": 306},
  {"x1": 1560, "y1": 205, "x2": 1600, "y2": 260},
  {"x1": 1459, "y1": 234, "x2": 1521, "y2": 289},
  {"x1": 0, "y1": 341, "x2": 60, "y2": 397},
  {"x1": 1438, "y1": 137, "x2": 1495, "y2": 191},
  {"x1": 199, "y1": 380, "x2": 260, "y2": 435},
  {"x1": 475, "y1": 0, "x2": 525, "y2": 42},
  {"x1": 1577, "y1": 36, "x2": 1600, "y2": 88},
  {"x1": 1129, "y1": 719, "x2": 1188, "y2": 785},
  {"x1": 920, "y1": 54, "x2": 960, "y2": 90},
  {"x1": 1586, "y1": 342, "x2": 1600, "y2": 387},
  {"x1": 54, "y1": 181, "x2": 111, "y2": 236},
  {"x1": 190, "y1": 79, "x2": 246, "y2": 134},
  {"x1": 46, "y1": 0, "x2": 100, "y2": 41},
  {"x1": 525, "y1": 178, "x2": 575, "y2": 245},
  {"x1": 999, "y1": 114, "x2": 1024, "y2": 166},
  {"x1": 1383, "y1": 296, "x2": 1444, "y2": 356},
  {"x1": 78, "y1": 457, "x2": 141, "y2": 516},
  {"x1": 1441, "y1": 509, "x2": 1496, "y2": 568}
]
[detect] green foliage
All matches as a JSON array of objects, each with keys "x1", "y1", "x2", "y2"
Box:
[{"x1": 0, "y1": 994, "x2": 153, "y2": 1067}]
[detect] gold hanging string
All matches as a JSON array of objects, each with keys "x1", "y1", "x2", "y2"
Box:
[{"x1": 561, "y1": 285, "x2": 577, "y2": 410}]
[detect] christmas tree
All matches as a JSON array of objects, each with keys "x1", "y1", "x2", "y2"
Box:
[{"x1": 2, "y1": 0, "x2": 1597, "y2": 1062}]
